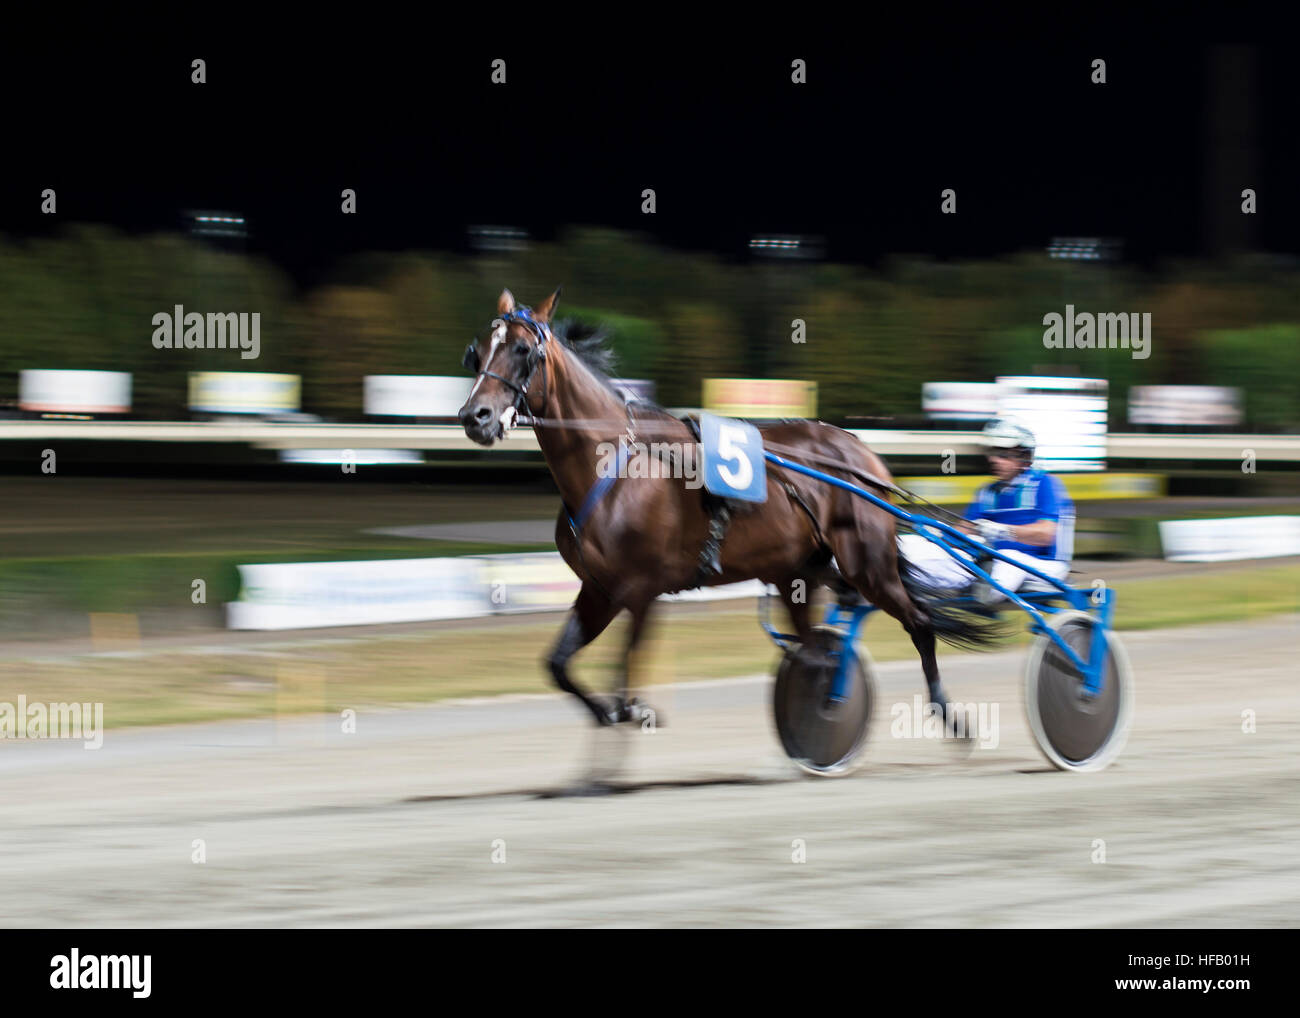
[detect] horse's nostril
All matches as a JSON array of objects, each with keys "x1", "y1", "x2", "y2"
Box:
[{"x1": 474, "y1": 405, "x2": 493, "y2": 423}]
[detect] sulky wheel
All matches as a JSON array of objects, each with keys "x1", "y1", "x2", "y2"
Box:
[
  {"x1": 773, "y1": 625, "x2": 875, "y2": 776},
  {"x1": 1023, "y1": 610, "x2": 1134, "y2": 772}
]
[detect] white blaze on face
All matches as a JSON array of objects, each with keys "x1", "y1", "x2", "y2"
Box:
[{"x1": 468, "y1": 318, "x2": 509, "y2": 399}]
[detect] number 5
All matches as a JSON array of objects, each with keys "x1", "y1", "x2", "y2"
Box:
[{"x1": 717, "y1": 424, "x2": 753, "y2": 490}]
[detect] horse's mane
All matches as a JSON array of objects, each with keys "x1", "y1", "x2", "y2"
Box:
[
  {"x1": 552, "y1": 318, "x2": 619, "y2": 378},
  {"x1": 551, "y1": 317, "x2": 673, "y2": 417}
]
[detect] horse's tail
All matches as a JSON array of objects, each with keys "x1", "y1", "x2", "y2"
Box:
[{"x1": 895, "y1": 544, "x2": 1008, "y2": 651}]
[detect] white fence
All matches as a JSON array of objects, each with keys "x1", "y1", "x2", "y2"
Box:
[
  {"x1": 2, "y1": 421, "x2": 1296, "y2": 461},
  {"x1": 19, "y1": 370, "x2": 132, "y2": 413},
  {"x1": 1159, "y1": 516, "x2": 1300, "y2": 563},
  {"x1": 227, "y1": 552, "x2": 765, "y2": 630}
]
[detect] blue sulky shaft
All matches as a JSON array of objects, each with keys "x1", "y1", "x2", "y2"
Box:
[{"x1": 762, "y1": 451, "x2": 1108, "y2": 692}]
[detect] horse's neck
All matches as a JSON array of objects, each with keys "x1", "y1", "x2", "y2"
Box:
[{"x1": 533, "y1": 347, "x2": 629, "y2": 513}]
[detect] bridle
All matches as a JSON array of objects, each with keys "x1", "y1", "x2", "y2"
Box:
[
  {"x1": 462, "y1": 305, "x2": 647, "y2": 447},
  {"x1": 462, "y1": 305, "x2": 552, "y2": 425}
]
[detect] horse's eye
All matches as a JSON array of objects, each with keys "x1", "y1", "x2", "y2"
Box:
[{"x1": 514, "y1": 343, "x2": 530, "y2": 357}]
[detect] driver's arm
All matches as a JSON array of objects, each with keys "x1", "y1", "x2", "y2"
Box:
[
  {"x1": 1010, "y1": 519, "x2": 1057, "y2": 546},
  {"x1": 971, "y1": 518, "x2": 1056, "y2": 545}
]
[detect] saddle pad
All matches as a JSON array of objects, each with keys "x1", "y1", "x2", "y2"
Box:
[{"x1": 698, "y1": 411, "x2": 767, "y2": 503}]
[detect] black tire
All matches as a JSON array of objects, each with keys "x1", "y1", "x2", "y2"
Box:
[
  {"x1": 773, "y1": 625, "x2": 875, "y2": 776},
  {"x1": 1023, "y1": 610, "x2": 1134, "y2": 772}
]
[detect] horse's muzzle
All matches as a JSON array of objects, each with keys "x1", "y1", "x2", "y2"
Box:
[{"x1": 458, "y1": 403, "x2": 502, "y2": 446}]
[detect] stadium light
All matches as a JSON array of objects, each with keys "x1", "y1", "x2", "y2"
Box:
[
  {"x1": 468, "y1": 225, "x2": 529, "y2": 252},
  {"x1": 185, "y1": 210, "x2": 248, "y2": 239},
  {"x1": 1046, "y1": 236, "x2": 1121, "y2": 261},
  {"x1": 748, "y1": 234, "x2": 823, "y2": 260}
]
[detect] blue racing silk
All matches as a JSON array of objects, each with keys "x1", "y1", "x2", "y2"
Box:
[{"x1": 963, "y1": 466, "x2": 1075, "y2": 560}]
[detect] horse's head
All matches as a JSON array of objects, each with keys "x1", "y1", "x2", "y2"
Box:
[{"x1": 457, "y1": 287, "x2": 560, "y2": 445}]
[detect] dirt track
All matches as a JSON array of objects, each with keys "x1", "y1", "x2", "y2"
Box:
[{"x1": 2, "y1": 614, "x2": 1297, "y2": 928}]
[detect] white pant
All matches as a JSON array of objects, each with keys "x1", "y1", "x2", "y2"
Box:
[{"x1": 897, "y1": 534, "x2": 1069, "y2": 594}]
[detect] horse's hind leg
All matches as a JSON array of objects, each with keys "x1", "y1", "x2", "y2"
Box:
[
  {"x1": 863, "y1": 576, "x2": 951, "y2": 712},
  {"x1": 878, "y1": 575, "x2": 982, "y2": 747},
  {"x1": 902, "y1": 613, "x2": 947, "y2": 713},
  {"x1": 778, "y1": 576, "x2": 818, "y2": 645},
  {"x1": 828, "y1": 515, "x2": 952, "y2": 716},
  {"x1": 548, "y1": 582, "x2": 621, "y2": 725}
]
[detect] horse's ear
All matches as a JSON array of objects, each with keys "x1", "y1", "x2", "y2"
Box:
[
  {"x1": 497, "y1": 288, "x2": 516, "y2": 316},
  {"x1": 534, "y1": 286, "x2": 562, "y2": 323}
]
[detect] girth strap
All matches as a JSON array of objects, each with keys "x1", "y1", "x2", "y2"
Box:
[
  {"x1": 781, "y1": 479, "x2": 829, "y2": 553},
  {"x1": 690, "y1": 496, "x2": 733, "y2": 588}
]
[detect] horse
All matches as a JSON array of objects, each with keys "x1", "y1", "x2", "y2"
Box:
[{"x1": 457, "y1": 287, "x2": 996, "y2": 736}]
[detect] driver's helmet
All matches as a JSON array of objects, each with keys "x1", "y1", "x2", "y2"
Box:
[{"x1": 980, "y1": 417, "x2": 1036, "y2": 459}]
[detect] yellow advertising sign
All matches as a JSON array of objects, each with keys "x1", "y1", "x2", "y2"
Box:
[
  {"x1": 188, "y1": 372, "x2": 301, "y2": 414},
  {"x1": 702, "y1": 378, "x2": 817, "y2": 418},
  {"x1": 477, "y1": 554, "x2": 580, "y2": 613},
  {"x1": 894, "y1": 473, "x2": 1167, "y2": 504}
]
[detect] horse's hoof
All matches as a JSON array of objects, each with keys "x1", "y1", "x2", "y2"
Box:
[
  {"x1": 627, "y1": 698, "x2": 664, "y2": 730},
  {"x1": 588, "y1": 696, "x2": 622, "y2": 726},
  {"x1": 944, "y1": 705, "x2": 975, "y2": 737},
  {"x1": 938, "y1": 702, "x2": 979, "y2": 757},
  {"x1": 945, "y1": 733, "x2": 978, "y2": 762}
]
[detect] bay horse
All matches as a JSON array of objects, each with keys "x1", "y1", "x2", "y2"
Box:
[{"x1": 457, "y1": 288, "x2": 995, "y2": 731}]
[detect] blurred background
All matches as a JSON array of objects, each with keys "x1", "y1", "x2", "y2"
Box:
[
  {"x1": 0, "y1": 40, "x2": 1296, "y2": 667},
  {"x1": 0, "y1": 32, "x2": 1297, "y2": 929}
]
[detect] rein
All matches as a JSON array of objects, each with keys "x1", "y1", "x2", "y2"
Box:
[
  {"x1": 762, "y1": 442, "x2": 970, "y2": 528},
  {"x1": 509, "y1": 410, "x2": 972, "y2": 528}
]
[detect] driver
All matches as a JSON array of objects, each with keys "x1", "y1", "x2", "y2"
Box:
[
  {"x1": 959, "y1": 417, "x2": 1074, "y2": 597},
  {"x1": 897, "y1": 418, "x2": 1074, "y2": 599}
]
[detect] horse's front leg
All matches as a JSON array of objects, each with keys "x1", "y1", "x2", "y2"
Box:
[
  {"x1": 547, "y1": 581, "x2": 621, "y2": 725},
  {"x1": 616, "y1": 598, "x2": 662, "y2": 728}
]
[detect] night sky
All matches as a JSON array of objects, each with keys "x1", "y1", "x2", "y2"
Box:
[{"x1": 7, "y1": 37, "x2": 1295, "y2": 287}]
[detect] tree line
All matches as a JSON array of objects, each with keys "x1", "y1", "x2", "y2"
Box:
[{"x1": 1, "y1": 224, "x2": 1296, "y2": 428}]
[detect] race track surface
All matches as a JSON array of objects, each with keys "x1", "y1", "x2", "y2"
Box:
[{"x1": 3, "y1": 615, "x2": 1297, "y2": 927}]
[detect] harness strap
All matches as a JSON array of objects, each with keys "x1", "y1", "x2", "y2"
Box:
[
  {"x1": 567, "y1": 440, "x2": 631, "y2": 536},
  {"x1": 561, "y1": 434, "x2": 633, "y2": 607},
  {"x1": 690, "y1": 498, "x2": 732, "y2": 588},
  {"x1": 782, "y1": 480, "x2": 829, "y2": 552},
  {"x1": 764, "y1": 440, "x2": 968, "y2": 529}
]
